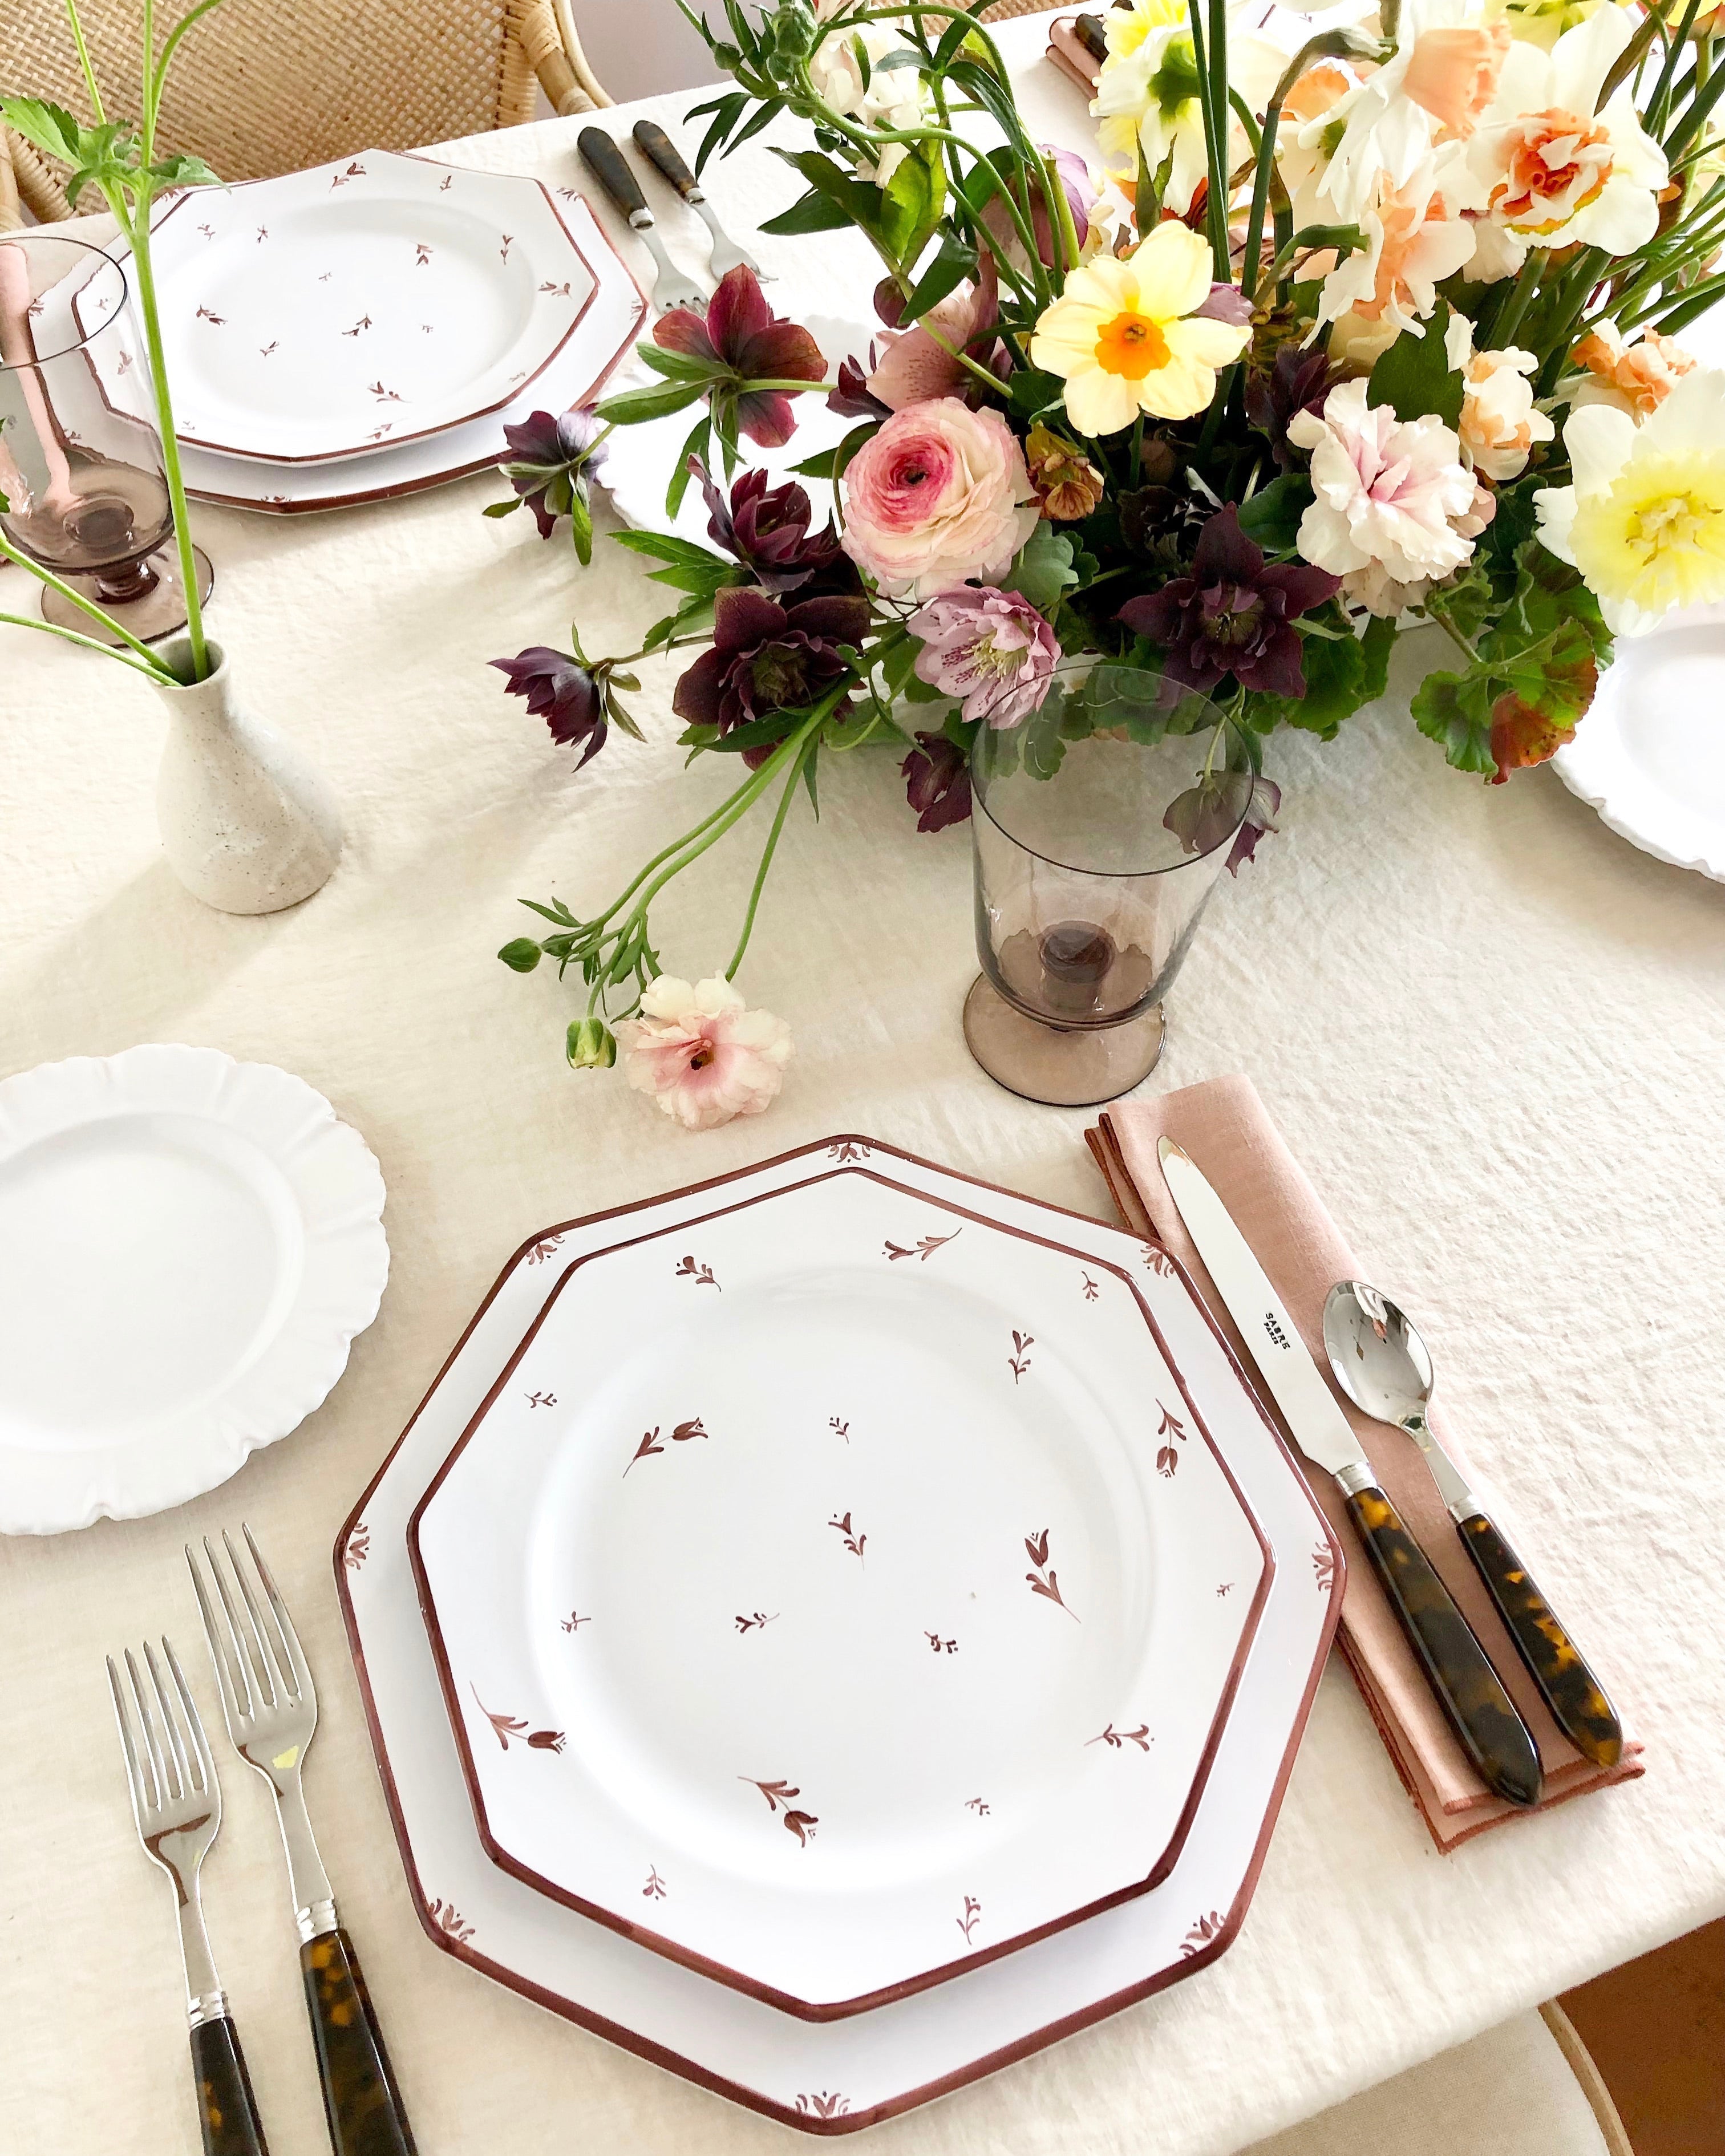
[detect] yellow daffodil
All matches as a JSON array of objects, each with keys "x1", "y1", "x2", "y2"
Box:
[
  {"x1": 1537, "y1": 370, "x2": 1725, "y2": 632},
  {"x1": 1028, "y1": 224, "x2": 1250, "y2": 438}
]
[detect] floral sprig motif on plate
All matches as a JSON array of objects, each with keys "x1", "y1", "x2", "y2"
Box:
[
  {"x1": 643, "y1": 1866, "x2": 667, "y2": 1900},
  {"x1": 527, "y1": 1233, "x2": 565, "y2": 1265},
  {"x1": 735, "y1": 1610, "x2": 778, "y2": 1634},
  {"x1": 675, "y1": 1255, "x2": 720, "y2": 1288},
  {"x1": 1156, "y1": 1403, "x2": 1188, "y2": 1479},
  {"x1": 471, "y1": 1688, "x2": 564, "y2": 1752},
  {"x1": 342, "y1": 1524, "x2": 370, "y2": 1571},
  {"x1": 623, "y1": 1418, "x2": 707, "y2": 1475},
  {"x1": 1007, "y1": 1330, "x2": 1034, "y2": 1382},
  {"x1": 1181, "y1": 1911, "x2": 1227, "y2": 1959},
  {"x1": 1025, "y1": 1529, "x2": 1078, "y2": 1620},
  {"x1": 426, "y1": 1899, "x2": 475, "y2": 1944},
  {"x1": 1313, "y1": 1542, "x2": 1339, "y2": 1594},
  {"x1": 1088, "y1": 1723, "x2": 1152, "y2": 1752},
  {"x1": 883, "y1": 1230, "x2": 961, "y2": 1262},
  {"x1": 742, "y1": 1777, "x2": 818, "y2": 1843},
  {"x1": 795, "y1": 2094, "x2": 851, "y2": 2119},
  {"x1": 829, "y1": 1510, "x2": 866, "y2": 1563},
  {"x1": 956, "y1": 1894, "x2": 983, "y2": 1943}
]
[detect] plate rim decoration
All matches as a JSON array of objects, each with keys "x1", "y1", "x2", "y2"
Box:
[
  {"x1": 334, "y1": 1134, "x2": 1345, "y2": 2131},
  {"x1": 408, "y1": 1162, "x2": 1273, "y2": 2020},
  {"x1": 0, "y1": 1041, "x2": 388, "y2": 1534}
]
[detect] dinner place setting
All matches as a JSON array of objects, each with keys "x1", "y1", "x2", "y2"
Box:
[{"x1": 1, "y1": 1, "x2": 1719, "y2": 2153}]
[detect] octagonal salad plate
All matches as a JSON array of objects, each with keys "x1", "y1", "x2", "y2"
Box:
[{"x1": 409, "y1": 1164, "x2": 1270, "y2": 2020}]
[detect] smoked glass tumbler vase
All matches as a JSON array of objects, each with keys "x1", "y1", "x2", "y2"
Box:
[
  {"x1": 0, "y1": 233, "x2": 213, "y2": 645},
  {"x1": 965, "y1": 663, "x2": 1253, "y2": 1107}
]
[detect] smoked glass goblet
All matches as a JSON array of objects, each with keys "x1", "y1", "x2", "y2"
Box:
[
  {"x1": 965, "y1": 661, "x2": 1254, "y2": 1107},
  {"x1": 0, "y1": 232, "x2": 213, "y2": 645}
]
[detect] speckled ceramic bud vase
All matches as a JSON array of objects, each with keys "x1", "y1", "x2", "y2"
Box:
[{"x1": 151, "y1": 635, "x2": 342, "y2": 914}]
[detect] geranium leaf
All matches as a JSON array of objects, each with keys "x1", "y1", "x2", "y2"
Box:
[
  {"x1": 1367, "y1": 297, "x2": 1465, "y2": 431},
  {"x1": 1411, "y1": 666, "x2": 1496, "y2": 775},
  {"x1": 1003, "y1": 523, "x2": 1076, "y2": 615},
  {"x1": 1235, "y1": 472, "x2": 1311, "y2": 553}
]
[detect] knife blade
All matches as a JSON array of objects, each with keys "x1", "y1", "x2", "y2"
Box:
[{"x1": 1157, "y1": 1136, "x2": 1543, "y2": 1808}]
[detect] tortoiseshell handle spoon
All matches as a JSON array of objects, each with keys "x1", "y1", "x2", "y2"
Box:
[{"x1": 1325, "y1": 1280, "x2": 1623, "y2": 1771}]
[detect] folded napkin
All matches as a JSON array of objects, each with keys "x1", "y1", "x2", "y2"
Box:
[
  {"x1": 1044, "y1": 18, "x2": 1103, "y2": 97},
  {"x1": 1088, "y1": 1075, "x2": 1642, "y2": 1851}
]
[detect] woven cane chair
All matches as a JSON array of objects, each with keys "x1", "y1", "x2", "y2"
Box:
[{"x1": 2, "y1": 0, "x2": 611, "y2": 224}]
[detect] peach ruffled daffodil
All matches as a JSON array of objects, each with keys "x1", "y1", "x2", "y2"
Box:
[
  {"x1": 1537, "y1": 369, "x2": 1725, "y2": 633},
  {"x1": 1029, "y1": 224, "x2": 1252, "y2": 437}
]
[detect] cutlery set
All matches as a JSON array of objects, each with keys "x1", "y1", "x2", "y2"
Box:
[
  {"x1": 112, "y1": 1528, "x2": 414, "y2": 2156},
  {"x1": 1158, "y1": 1138, "x2": 1622, "y2": 1808},
  {"x1": 578, "y1": 121, "x2": 766, "y2": 313}
]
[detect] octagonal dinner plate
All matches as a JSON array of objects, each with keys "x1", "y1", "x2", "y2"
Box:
[
  {"x1": 76, "y1": 151, "x2": 596, "y2": 464},
  {"x1": 409, "y1": 1163, "x2": 1270, "y2": 2020}
]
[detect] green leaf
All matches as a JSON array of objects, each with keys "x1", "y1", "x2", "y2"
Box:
[
  {"x1": 759, "y1": 187, "x2": 855, "y2": 237},
  {"x1": 877, "y1": 140, "x2": 944, "y2": 266},
  {"x1": 0, "y1": 97, "x2": 84, "y2": 164},
  {"x1": 694, "y1": 88, "x2": 749, "y2": 173},
  {"x1": 900, "y1": 228, "x2": 977, "y2": 322},
  {"x1": 635, "y1": 343, "x2": 724, "y2": 383},
  {"x1": 612, "y1": 529, "x2": 730, "y2": 569},
  {"x1": 569, "y1": 488, "x2": 593, "y2": 568},
  {"x1": 1257, "y1": 622, "x2": 1367, "y2": 739},
  {"x1": 1005, "y1": 367, "x2": 1065, "y2": 421},
  {"x1": 1235, "y1": 472, "x2": 1312, "y2": 553},
  {"x1": 665, "y1": 410, "x2": 714, "y2": 518},
  {"x1": 1003, "y1": 524, "x2": 1077, "y2": 615},
  {"x1": 801, "y1": 744, "x2": 821, "y2": 817},
  {"x1": 1359, "y1": 612, "x2": 1396, "y2": 703},
  {"x1": 1367, "y1": 298, "x2": 1464, "y2": 431},
  {"x1": 1019, "y1": 694, "x2": 1067, "y2": 780},
  {"x1": 1412, "y1": 666, "x2": 1496, "y2": 775},
  {"x1": 147, "y1": 151, "x2": 220, "y2": 189},
  {"x1": 498, "y1": 937, "x2": 542, "y2": 972},
  {"x1": 766, "y1": 148, "x2": 885, "y2": 240},
  {"x1": 594, "y1": 379, "x2": 708, "y2": 426},
  {"x1": 1503, "y1": 537, "x2": 1610, "y2": 663},
  {"x1": 483, "y1": 497, "x2": 522, "y2": 518},
  {"x1": 789, "y1": 420, "x2": 875, "y2": 481}
]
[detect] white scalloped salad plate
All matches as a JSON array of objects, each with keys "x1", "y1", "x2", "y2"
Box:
[{"x1": 0, "y1": 1043, "x2": 388, "y2": 1532}]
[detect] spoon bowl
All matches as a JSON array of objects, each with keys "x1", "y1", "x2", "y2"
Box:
[{"x1": 1322, "y1": 1282, "x2": 1435, "y2": 1433}]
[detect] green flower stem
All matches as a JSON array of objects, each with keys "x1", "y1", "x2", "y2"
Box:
[
  {"x1": 1241, "y1": 30, "x2": 1386, "y2": 302},
  {"x1": 916, "y1": 318, "x2": 1006, "y2": 395},
  {"x1": 726, "y1": 732, "x2": 813, "y2": 978},
  {"x1": 0, "y1": 606, "x2": 176, "y2": 678},
  {"x1": 1424, "y1": 602, "x2": 1477, "y2": 666},
  {"x1": 63, "y1": 0, "x2": 108, "y2": 121},
  {"x1": 1188, "y1": 0, "x2": 1232, "y2": 282},
  {"x1": 110, "y1": 198, "x2": 209, "y2": 680},
  {"x1": 1491, "y1": 246, "x2": 1548, "y2": 348},
  {"x1": 0, "y1": 528, "x2": 176, "y2": 672}
]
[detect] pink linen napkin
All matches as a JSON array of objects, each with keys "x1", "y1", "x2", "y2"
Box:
[
  {"x1": 1088, "y1": 1076, "x2": 1642, "y2": 1851},
  {"x1": 1045, "y1": 18, "x2": 1103, "y2": 97}
]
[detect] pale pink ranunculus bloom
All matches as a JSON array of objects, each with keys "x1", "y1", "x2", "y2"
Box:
[
  {"x1": 615, "y1": 975, "x2": 792, "y2": 1131},
  {"x1": 907, "y1": 586, "x2": 1061, "y2": 726},
  {"x1": 1287, "y1": 378, "x2": 1491, "y2": 616},
  {"x1": 840, "y1": 398, "x2": 1040, "y2": 601}
]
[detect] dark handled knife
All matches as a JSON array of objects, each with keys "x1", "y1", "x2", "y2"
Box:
[{"x1": 1158, "y1": 1137, "x2": 1544, "y2": 1808}]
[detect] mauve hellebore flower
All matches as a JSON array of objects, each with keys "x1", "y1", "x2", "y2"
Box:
[
  {"x1": 901, "y1": 730, "x2": 973, "y2": 833},
  {"x1": 493, "y1": 404, "x2": 610, "y2": 538},
  {"x1": 1164, "y1": 772, "x2": 1284, "y2": 877},
  {"x1": 654, "y1": 265, "x2": 827, "y2": 449},
  {"x1": 673, "y1": 584, "x2": 871, "y2": 751},
  {"x1": 693, "y1": 458, "x2": 857, "y2": 597},
  {"x1": 1118, "y1": 505, "x2": 1341, "y2": 699},
  {"x1": 492, "y1": 638, "x2": 641, "y2": 769}
]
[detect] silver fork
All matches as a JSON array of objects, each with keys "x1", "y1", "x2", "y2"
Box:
[
  {"x1": 190, "y1": 1527, "x2": 416, "y2": 2156},
  {"x1": 577, "y1": 125, "x2": 708, "y2": 315},
  {"x1": 632, "y1": 119, "x2": 770, "y2": 281},
  {"x1": 109, "y1": 1639, "x2": 270, "y2": 2156}
]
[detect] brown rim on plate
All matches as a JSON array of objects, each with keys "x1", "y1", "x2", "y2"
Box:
[
  {"x1": 74, "y1": 152, "x2": 606, "y2": 465},
  {"x1": 334, "y1": 1132, "x2": 1347, "y2": 2133},
  {"x1": 404, "y1": 1162, "x2": 1277, "y2": 2023}
]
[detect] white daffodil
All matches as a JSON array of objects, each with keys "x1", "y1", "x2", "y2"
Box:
[
  {"x1": 1305, "y1": 0, "x2": 1512, "y2": 223},
  {"x1": 1465, "y1": 6, "x2": 1667, "y2": 270},
  {"x1": 1537, "y1": 368, "x2": 1725, "y2": 632},
  {"x1": 1314, "y1": 145, "x2": 1483, "y2": 343},
  {"x1": 1092, "y1": 0, "x2": 1282, "y2": 218}
]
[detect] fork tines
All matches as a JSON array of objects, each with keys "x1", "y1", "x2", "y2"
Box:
[
  {"x1": 108, "y1": 1636, "x2": 218, "y2": 1830},
  {"x1": 188, "y1": 1523, "x2": 311, "y2": 1728}
]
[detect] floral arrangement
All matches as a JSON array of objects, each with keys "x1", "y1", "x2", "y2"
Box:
[
  {"x1": 496, "y1": 0, "x2": 1725, "y2": 1128},
  {"x1": 3, "y1": 0, "x2": 226, "y2": 687}
]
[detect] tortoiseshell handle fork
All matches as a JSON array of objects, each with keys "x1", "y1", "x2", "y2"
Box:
[
  {"x1": 191, "y1": 2016, "x2": 270, "y2": 2156},
  {"x1": 1457, "y1": 1512, "x2": 1623, "y2": 1768},
  {"x1": 1347, "y1": 1486, "x2": 1545, "y2": 1808},
  {"x1": 302, "y1": 1930, "x2": 416, "y2": 2156}
]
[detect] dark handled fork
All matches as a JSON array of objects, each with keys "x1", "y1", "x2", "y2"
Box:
[
  {"x1": 108, "y1": 1639, "x2": 270, "y2": 2156},
  {"x1": 189, "y1": 1527, "x2": 416, "y2": 2156},
  {"x1": 631, "y1": 120, "x2": 769, "y2": 281},
  {"x1": 577, "y1": 125, "x2": 708, "y2": 315}
]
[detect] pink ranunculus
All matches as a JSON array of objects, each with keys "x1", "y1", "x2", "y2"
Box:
[
  {"x1": 614, "y1": 975, "x2": 793, "y2": 1131},
  {"x1": 841, "y1": 399, "x2": 1039, "y2": 601},
  {"x1": 907, "y1": 586, "x2": 1060, "y2": 726}
]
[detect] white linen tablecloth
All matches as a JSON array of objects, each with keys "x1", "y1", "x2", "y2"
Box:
[{"x1": 2, "y1": 22, "x2": 1722, "y2": 2154}]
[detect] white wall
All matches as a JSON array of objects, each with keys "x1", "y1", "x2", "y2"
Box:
[{"x1": 576, "y1": 0, "x2": 725, "y2": 102}]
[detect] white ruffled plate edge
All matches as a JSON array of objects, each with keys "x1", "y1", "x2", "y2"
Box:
[{"x1": 0, "y1": 1043, "x2": 389, "y2": 1534}]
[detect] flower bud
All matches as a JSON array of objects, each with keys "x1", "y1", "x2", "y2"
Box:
[
  {"x1": 566, "y1": 1016, "x2": 618, "y2": 1069},
  {"x1": 498, "y1": 937, "x2": 542, "y2": 972}
]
